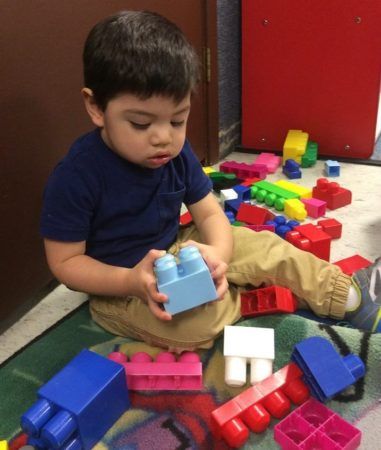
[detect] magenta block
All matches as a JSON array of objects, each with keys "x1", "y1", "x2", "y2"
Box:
[
  {"x1": 301, "y1": 198, "x2": 327, "y2": 218},
  {"x1": 220, "y1": 160, "x2": 268, "y2": 179},
  {"x1": 274, "y1": 398, "x2": 361, "y2": 449},
  {"x1": 108, "y1": 351, "x2": 203, "y2": 391}
]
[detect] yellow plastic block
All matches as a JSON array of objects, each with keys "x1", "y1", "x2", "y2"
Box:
[
  {"x1": 0, "y1": 441, "x2": 9, "y2": 450},
  {"x1": 203, "y1": 166, "x2": 216, "y2": 174},
  {"x1": 284, "y1": 198, "x2": 307, "y2": 221},
  {"x1": 283, "y1": 130, "x2": 309, "y2": 163},
  {"x1": 275, "y1": 180, "x2": 312, "y2": 199}
]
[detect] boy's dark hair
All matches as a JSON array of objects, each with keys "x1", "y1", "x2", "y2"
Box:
[{"x1": 83, "y1": 10, "x2": 200, "y2": 110}]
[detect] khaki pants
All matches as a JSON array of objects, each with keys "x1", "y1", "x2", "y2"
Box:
[{"x1": 90, "y1": 226, "x2": 351, "y2": 350}]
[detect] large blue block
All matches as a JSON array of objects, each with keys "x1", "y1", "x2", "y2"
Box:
[
  {"x1": 291, "y1": 337, "x2": 365, "y2": 402},
  {"x1": 154, "y1": 246, "x2": 217, "y2": 315},
  {"x1": 21, "y1": 349, "x2": 130, "y2": 449}
]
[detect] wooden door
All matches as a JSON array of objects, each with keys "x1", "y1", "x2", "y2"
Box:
[{"x1": 0, "y1": 0, "x2": 218, "y2": 328}]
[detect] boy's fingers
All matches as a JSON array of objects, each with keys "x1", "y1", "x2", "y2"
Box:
[{"x1": 148, "y1": 300, "x2": 172, "y2": 321}]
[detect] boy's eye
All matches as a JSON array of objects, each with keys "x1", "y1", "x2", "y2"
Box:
[
  {"x1": 171, "y1": 120, "x2": 185, "y2": 127},
  {"x1": 130, "y1": 121, "x2": 150, "y2": 130}
]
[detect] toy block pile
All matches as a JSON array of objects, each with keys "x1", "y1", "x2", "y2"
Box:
[
  {"x1": 212, "y1": 331, "x2": 364, "y2": 448},
  {"x1": 200, "y1": 128, "x2": 363, "y2": 265}
]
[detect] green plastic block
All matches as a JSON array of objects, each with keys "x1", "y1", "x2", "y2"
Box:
[
  {"x1": 232, "y1": 221, "x2": 245, "y2": 226},
  {"x1": 209, "y1": 171, "x2": 237, "y2": 181},
  {"x1": 301, "y1": 141, "x2": 318, "y2": 168},
  {"x1": 251, "y1": 181, "x2": 299, "y2": 211}
]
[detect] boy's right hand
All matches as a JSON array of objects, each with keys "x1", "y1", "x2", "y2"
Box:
[{"x1": 128, "y1": 249, "x2": 172, "y2": 321}]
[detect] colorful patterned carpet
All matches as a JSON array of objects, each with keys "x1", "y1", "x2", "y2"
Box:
[{"x1": 3, "y1": 305, "x2": 380, "y2": 449}]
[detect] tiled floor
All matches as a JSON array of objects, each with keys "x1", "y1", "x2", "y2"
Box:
[{"x1": 1, "y1": 151, "x2": 381, "y2": 365}]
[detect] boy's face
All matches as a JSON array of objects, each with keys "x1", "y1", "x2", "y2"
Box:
[{"x1": 87, "y1": 91, "x2": 191, "y2": 169}]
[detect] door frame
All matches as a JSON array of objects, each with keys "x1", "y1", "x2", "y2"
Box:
[{"x1": 205, "y1": 0, "x2": 219, "y2": 165}]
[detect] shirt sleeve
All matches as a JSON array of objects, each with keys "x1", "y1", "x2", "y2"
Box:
[
  {"x1": 40, "y1": 159, "x2": 100, "y2": 242},
  {"x1": 181, "y1": 140, "x2": 213, "y2": 205}
]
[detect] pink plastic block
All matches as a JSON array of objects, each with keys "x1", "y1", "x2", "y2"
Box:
[
  {"x1": 274, "y1": 397, "x2": 361, "y2": 449},
  {"x1": 220, "y1": 161, "x2": 268, "y2": 179},
  {"x1": 108, "y1": 351, "x2": 202, "y2": 390},
  {"x1": 300, "y1": 198, "x2": 327, "y2": 218},
  {"x1": 254, "y1": 152, "x2": 281, "y2": 173}
]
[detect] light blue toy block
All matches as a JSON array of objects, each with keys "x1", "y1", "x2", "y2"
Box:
[
  {"x1": 324, "y1": 160, "x2": 340, "y2": 177},
  {"x1": 154, "y1": 246, "x2": 218, "y2": 315},
  {"x1": 21, "y1": 350, "x2": 130, "y2": 450}
]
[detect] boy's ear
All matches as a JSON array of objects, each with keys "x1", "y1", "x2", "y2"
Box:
[{"x1": 81, "y1": 88, "x2": 105, "y2": 128}]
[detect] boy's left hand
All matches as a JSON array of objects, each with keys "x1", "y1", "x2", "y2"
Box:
[{"x1": 180, "y1": 240, "x2": 229, "y2": 300}]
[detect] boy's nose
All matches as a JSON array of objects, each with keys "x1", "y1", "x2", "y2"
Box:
[{"x1": 151, "y1": 127, "x2": 172, "y2": 147}]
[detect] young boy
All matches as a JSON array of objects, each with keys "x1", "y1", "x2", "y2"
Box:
[{"x1": 40, "y1": 10, "x2": 380, "y2": 351}]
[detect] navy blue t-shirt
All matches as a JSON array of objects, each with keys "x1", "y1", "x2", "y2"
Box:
[{"x1": 40, "y1": 129, "x2": 212, "y2": 268}]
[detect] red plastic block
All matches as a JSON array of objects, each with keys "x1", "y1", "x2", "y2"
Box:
[
  {"x1": 334, "y1": 255, "x2": 373, "y2": 276},
  {"x1": 220, "y1": 161, "x2": 268, "y2": 179},
  {"x1": 241, "y1": 286, "x2": 297, "y2": 318},
  {"x1": 236, "y1": 203, "x2": 272, "y2": 225},
  {"x1": 286, "y1": 223, "x2": 332, "y2": 261},
  {"x1": 211, "y1": 363, "x2": 310, "y2": 448},
  {"x1": 312, "y1": 178, "x2": 352, "y2": 210},
  {"x1": 179, "y1": 211, "x2": 192, "y2": 226},
  {"x1": 317, "y1": 218, "x2": 342, "y2": 239},
  {"x1": 108, "y1": 351, "x2": 202, "y2": 391},
  {"x1": 240, "y1": 176, "x2": 262, "y2": 187},
  {"x1": 244, "y1": 224, "x2": 276, "y2": 233}
]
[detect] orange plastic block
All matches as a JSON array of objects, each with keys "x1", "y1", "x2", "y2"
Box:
[
  {"x1": 317, "y1": 218, "x2": 342, "y2": 239},
  {"x1": 334, "y1": 255, "x2": 372, "y2": 276},
  {"x1": 241, "y1": 286, "x2": 297, "y2": 318},
  {"x1": 312, "y1": 178, "x2": 352, "y2": 210},
  {"x1": 211, "y1": 363, "x2": 310, "y2": 448},
  {"x1": 286, "y1": 223, "x2": 332, "y2": 261}
]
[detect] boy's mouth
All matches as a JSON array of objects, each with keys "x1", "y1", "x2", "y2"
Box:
[{"x1": 148, "y1": 153, "x2": 171, "y2": 166}]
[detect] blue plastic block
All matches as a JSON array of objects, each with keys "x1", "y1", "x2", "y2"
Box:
[
  {"x1": 233, "y1": 185, "x2": 251, "y2": 202},
  {"x1": 291, "y1": 337, "x2": 365, "y2": 402},
  {"x1": 21, "y1": 350, "x2": 130, "y2": 450},
  {"x1": 154, "y1": 246, "x2": 218, "y2": 315},
  {"x1": 325, "y1": 160, "x2": 340, "y2": 177},
  {"x1": 224, "y1": 198, "x2": 242, "y2": 215},
  {"x1": 282, "y1": 159, "x2": 302, "y2": 179},
  {"x1": 225, "y1": 211, "x2": 235, "y2": 223},
  {"x1": 265, "y1": 215, "x2": 299, "y2": 238}
]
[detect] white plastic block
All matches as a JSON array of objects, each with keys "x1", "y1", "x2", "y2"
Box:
[
  {"x1": 223, "y1": 326, "x2": 275, "y2": 387},
  {"x1": 220, "y1": 188, "x2": 238, "y2": 206}
]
